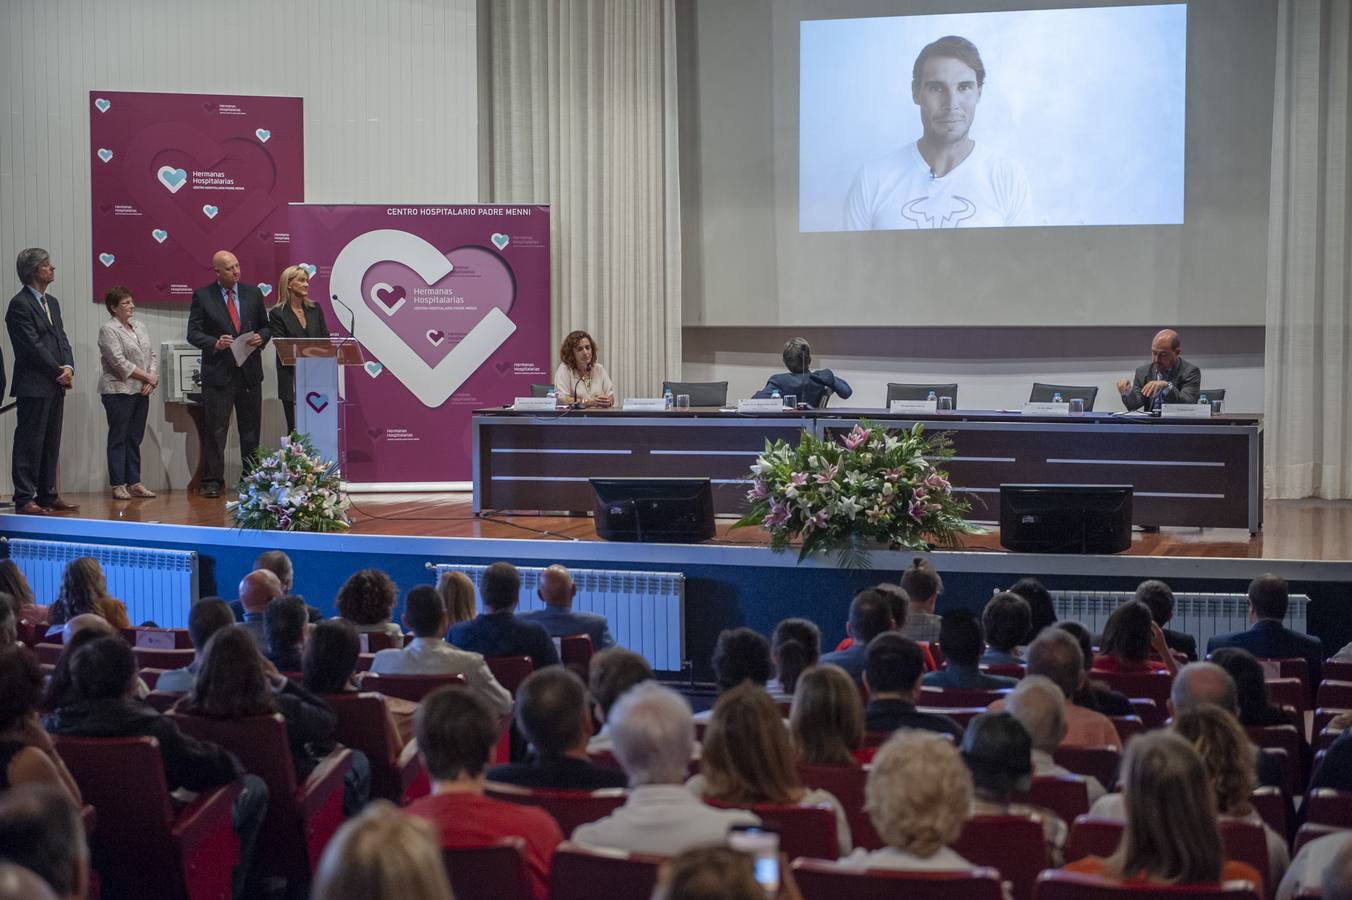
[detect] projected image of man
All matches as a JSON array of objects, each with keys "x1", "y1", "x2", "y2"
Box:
[
  {"x1": 1117, "y1": 328, "x2": 1201, "y2": 412},
  {"x1": 844, "y1": 36, "x2": 1031, "y2": 230}
]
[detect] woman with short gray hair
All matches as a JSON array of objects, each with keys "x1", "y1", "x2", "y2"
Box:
[{"x1": 97, "y1": 286, "x2": 158, "y2": 499}]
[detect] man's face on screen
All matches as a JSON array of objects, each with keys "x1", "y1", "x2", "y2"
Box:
[{"x1": 913, "y1": 55, "x2": 981, "y2": 144}]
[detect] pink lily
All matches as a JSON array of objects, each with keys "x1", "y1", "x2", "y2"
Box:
[{"x1": 842, "y1": 426, "x2": 870, "y2": 450}]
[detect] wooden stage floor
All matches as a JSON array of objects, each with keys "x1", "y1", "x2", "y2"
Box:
[{"x1": 20, "y1": 492, "x2": 1352, "y2": 563}]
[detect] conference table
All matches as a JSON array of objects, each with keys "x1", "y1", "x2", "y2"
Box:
[{"x1": 471, "y1": 408, "x2": 1264, "y2": 533}]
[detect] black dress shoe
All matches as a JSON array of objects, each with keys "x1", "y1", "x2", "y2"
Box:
[{"x1": 201, "y1": 485, "x2": 220, "y2": 499}]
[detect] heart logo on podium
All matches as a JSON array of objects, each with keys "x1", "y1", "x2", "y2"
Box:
[{"x1": 305, "y1": 392, "x2": 330, "y2": 414}]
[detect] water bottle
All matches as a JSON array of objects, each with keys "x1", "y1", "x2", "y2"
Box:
[
  {"x1": 546, "y1": 387, "x2": 558, "y2": 406},
  {"x1": 927, "y1": 391, "x2": 937, "y2": 403},
  {"x1": 663, "y1": 387, "x2": 674, "y2": 410},
  {"x1": 1198, "y1": 392, "x2": 1209, "y2": 407},
  {"x1": 771, "y1": 389, "x2": 781, "y2": 400},
  {"x1": 1052, "y1": 392, "x2": 1064, "y2": 404}
]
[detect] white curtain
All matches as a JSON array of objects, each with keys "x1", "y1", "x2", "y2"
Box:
[
  {"x1": 479, "y1": 0, "x2": 682, "y2": 401},
  {"x1": 1264, "y1": 0, "x2": 1352, "y2": 498}
]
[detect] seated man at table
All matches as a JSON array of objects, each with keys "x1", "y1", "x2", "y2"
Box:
[
  {"x1": 1116, "y1": 328, "x2": 1202, "y2": 412},
  {"x1": 1206, "y1": 573, "x2": 1323, "y2": 689},
  {"x1": 752, "y1": 337, "x2": 853, "y2": 408}
]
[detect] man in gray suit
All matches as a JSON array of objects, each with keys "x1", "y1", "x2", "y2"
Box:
[
  {"x1": 518, "y1": 564, "x2": 615, "y2": 651},
  {"x1": 1117, "y1": 328, "x2": 1202, "y2": 412}
]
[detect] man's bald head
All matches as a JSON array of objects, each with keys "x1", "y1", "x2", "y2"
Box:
[
  {"x1": 538, "y1": 565, "x2": 576, "y2": 609},
  {"x1": 62, "y1": 614, "x2": 115, "y2": 644},
  {"x1": 1170, "y1": 661, "x2": 1238, "y2": 715},
  {"x1": 211, "y1": 251, "x2": 240, "y2": 289},
  {"x1": 1151, "y1": 329, "x2": 1181, "y2": 371},
  {"x1": 238, "y1": 569, "x2": 283, "y2": 615}
]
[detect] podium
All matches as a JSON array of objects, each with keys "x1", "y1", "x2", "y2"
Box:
[{"x1": 274, "y1": 338, "x2": 366, "y2": 470}]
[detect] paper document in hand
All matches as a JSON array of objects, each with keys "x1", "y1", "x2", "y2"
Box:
[{"x1": 231, "y1": 332, "x2": 258, "y2": 367}]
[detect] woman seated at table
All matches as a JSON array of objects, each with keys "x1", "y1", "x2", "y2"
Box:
[
  {"x1": 553, "y1": 330, "x2": 613, "y2": 408},
  {"x1": 753, "y1": 338, "x2": 852, "y2": 408}
]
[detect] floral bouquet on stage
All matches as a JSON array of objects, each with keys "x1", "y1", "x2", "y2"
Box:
[
  {"x1": 733, "y1": 420, "x2": 984, "y2": 566},
  {"x1": 228, "y1": 434, "x2": 351, "y2": 532}
]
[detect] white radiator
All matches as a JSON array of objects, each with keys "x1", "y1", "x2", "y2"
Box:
[
  {"x1": 431, "y1": 564, "x2": 685, "y2": 671},
  {"x1": 1050, "y1": 591, "x2": 1311, "y2": 652},
  {"x1": 6, "y1": 539, "x2": 198, "y2": 628}
]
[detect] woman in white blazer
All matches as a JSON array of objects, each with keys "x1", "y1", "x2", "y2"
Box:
[{"x1": 97, "y1": 286, "x2": 158, "y2": 499}]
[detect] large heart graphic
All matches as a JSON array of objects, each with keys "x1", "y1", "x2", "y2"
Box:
[
  {"x1": 202, "y1": 204, "x2": 219, "y2": 219},
  {"x1": 97, "y1": 148, "x2": 113, "y2": 163},
  {"x1": 255, "y1": 128, "x2": 272, "y2": 143},
  {"x1": 363, "y1": 361, "x2": 384, "y2": 378},
  {"x1": 98, "y1": 253, "x2": 115, "y2": 267},
  {"x1": 151, "y1": 228, "x2": 168, "y2": 244},
  {"x1": 94, "y1": 97, "x2": 111, "y2": 113},
  {"x1": 426, "y1": 329, "x2": 446, "y2": 347},
  {"x1": 491, "y1": 232, "x2": 510, "y2": 250},
  {"x1": 305, "y1": 392, "x2": 330, "y2": 413},
  {"x1": 330, "y1": 230, "x2": 517, "y2": 408},
  {"x1": 157, "y1": 166, "x2": 187, "y2": 193},
  {"x1": 258, "y1": 283, "x2": 273, "y2": 297},
  {"x1": 372, "y1": 283, "x2": 406, "y2": 316}
]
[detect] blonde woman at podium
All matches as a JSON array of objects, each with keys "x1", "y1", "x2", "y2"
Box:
[
  {"x1": 269, "y1": 264, "x2": 330, "y2": 434},
  {"x1": 553, "y1": 329, "x2": 614, "y2": 408}
]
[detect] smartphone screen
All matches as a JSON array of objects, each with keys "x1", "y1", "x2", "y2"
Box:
[{"x1": 728, "y1": 825, "x2": 780, "y2": 895}]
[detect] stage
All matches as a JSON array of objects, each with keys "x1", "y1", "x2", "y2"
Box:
[{"x1": 3, "y1": 493, "x2": 1351, "y2": 679}]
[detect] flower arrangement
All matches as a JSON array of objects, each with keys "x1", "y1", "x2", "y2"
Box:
[
  {"x1": 733, "y1": 420, "x2": 984, "y2": 565},
  {"x1": 227, "y1": 434, "x2": 351, "y2": 532}
]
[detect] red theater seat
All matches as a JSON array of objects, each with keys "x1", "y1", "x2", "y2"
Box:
[
  {"x1": 1092, "y1": 671, "x2": 1172, "y2": 711},
  {"x1": 1317, "y1": 681, "x2": 1352, "y2": 709},
  {"x1": 796, "y1": 761, "x2": 881, "y2": 850},
  {"x1": 952, "y1": 812, "x2": 1050, "y2": 900},
  {"x1": 1066, "y1": 816, "x2": 1271, "y2": 891},
  {"x1": 484, "y1": 782, "x2": 627, "y2": 835},
  {"x1": 442, "y1": 840, "x2": 531, "y2": 900},
  {"x1": 1053, "y1": 746, "x2": 1121, "y2": 790},
  {"x1": 792, "y1": 859, "x2": 1006, "y2": 900},
  {"x1": 1015, "y1": 775, "x2": 1091, "y2": 826},
  {"x1": 1110, "y1": 716, "x2": 1146, "y2": 743},
  {"x1": 360, "y1": 671, "x2": 466, "y2": 703},
  {"x1": 1304, "y1": 788, "x2": 1352, "y2": 828},
  {"x1": 919, "y1": 686, "x2": 1012, "y2": 708},
  {"x1": 323, "y1": 691, "x2": 424, "y2": 804},
  {"x1": 549, "y1": 843, "x2": 664, "y2": 900},
  {"x1": 1033, "y1": 870, "x2": 1260, "y2": 899},
  {"x1": 357, "y1": 631, "x2": 403, "y2": 652},
  {"x1": 705, "y1": 798, "x2": 838, "y2": 860},
  {"x1": 559, "y1": 633, "x2": 594, "y2": 677}
]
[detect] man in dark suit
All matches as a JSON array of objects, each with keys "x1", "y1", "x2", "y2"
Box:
[
  {"x1": 752, "y1": 337, "x2": 853, "y2": 408},
  {"x1": 517, "y1": 564, "x2": 615, "y2": 651},
  {"x1": 187, "y1": 250, "x2": 269, "y2": 498},
  {"x1": 7, "y1": 248, "x2": 77, "y2": 514},
  {"x1": 1207, "y1": 574, "x2": 1323, "y2": 686},
  {"x1": 1117, "y1": 328, "x2": 1202, "y2": 412},
  {"x1": 450, "y1": 561, "x2": 560, "y2": 671},
  {"x1": 819, "y1": 587, "x2": 895, "y2": 685},
  {"x1": 862, "y1": 633, "x2": 964, "y2": 739},
  {"x1": 1135, "y1": 579, "x2": 1198, "y2": 662}
]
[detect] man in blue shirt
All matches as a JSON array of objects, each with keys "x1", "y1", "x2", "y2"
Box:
[
  {"x1": 517, "y1": 565, "x2": 615, "y2": 651},
  {"x1": 1207, "y1": 574, "x2": 1322, "y2": 686},
  {"x1": 450, "y1": 561, "x2": 560, "y2": 671},
  {"x1": 820, "y1": 587, "x2": 895, "y2": 685}
]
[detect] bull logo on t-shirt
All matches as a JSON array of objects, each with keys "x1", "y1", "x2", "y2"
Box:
[{"x1": 899, "y1": 195, "x2": 977, "y2": 229}]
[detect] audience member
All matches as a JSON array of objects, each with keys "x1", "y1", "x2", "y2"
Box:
[
  {"x1": 923, "y1": 609, "x2": 1018, "y2": 689},
  {"x1": 156, "y1": 598, "x2": 234, "y2": 693},
  {"x1": 1055, "y1": 621, "x2": 1134, "y2": 716},
  {"x1": 305, "y1": 618, "x2": 414, "y2": 748},
  {"x1": 449, "y1": 562, "x2": 559, "y2": 670},
  {"x1": 42, "y1": 621, "x2": 148, "y2": 710},
  {"x1": 0, "y1": 785, "x2": 88, "y2": 900},
  {"x1": 1093, "y1": 600, "x2": 1178, "y2": 675},
  {"x1": 1169, "y1": 662, "x2": 1286, "y2": 794},
  {"x1": 263, "y1": 594, "x2": 308, "y2": 672},
  {"x1": 1136, "y1": 579, "x2": 1198, "y2": 661},
  {"x1": 1210, "y1": 647, "x2": 1294, "y2": 728},
  {"x1": 1307, "y1": 727, "x2": 1352, "y2": 794},
  {"x1": 517, "y1": 564, "x2": 614, "y2": 650},
  {"x1": 981, "y1": 591, "x2": 1030, "y2": 666},
  {"x1": 586, "y1": 647, "x2": 653, "y2": 753},
  {"x1": 437, "y1": 569, "x2": 478, "y2": 627},
  {"x1": 0, "y1": 560, "x2": 41, "y2": 625},
  {"x1": 1324, "y1": 840, "x2": 1352, "y2": 900},
  {"x1": 709, "y1": 627, "x2": 773, "y2": 696},
  {"x1": 572, "y1": 682, "x2": 759, "y2": 855},
  {"x1": 0, "y1": 862, "x2": 60, "y2": 900},
  {"x1": 404, "y1": 686, "x2": 563, "y2": 900},
  {"x1": 863, "y1": 633, "x2": 962, "y2": 739},
  {"x1": 962, "y1": 712, "x2": 1066, "y2": 865},
  {"x1": 1005, "y1": 674, "x2": 1106, "y2": 802},
  {"x1": 251, "y1": 550, "x2": 322, "y2": 623},
  {"x1": 0, "y1": 596, "x2": 15, "y2": 648},
  {"x1": 691, "y1": 682, "x2": 852, "y2": 855},
  {"x1": 336, "y1": 569, "x2": 405, "y2": 648},
  {"x1": 1278, "y1": 831, "x2": 1352, "y2": 900},
  {"x1": 768, "y1": 617, "x2": 820, "y2": 699},
  {"x1": 993, "y1": 628, "x2": 1122, "y2": 749},
  {"x1": 370, "y1": 584, "x2": 512, "y2": 718},
  {"x1": 1207, "y1": 574, "x2": 1322, "y2": 685},
  {"x1": 841, "y1": 730, "x2": 975, "y2": 872},
  {"x1": 1063, "y1": 731, "x2": 1263, "y2": 890},
  {"x1": 819, "y1": 588, "x2": 895, "y2": 684},
  {"x1": 45, "y1": 557, "x2": 129, "y2": 635},
  {"x1": 898, "y1": 557, "x2": 943, "y2": 642},
  {"x1": 0, "y1": 647, "x2": 80, "y2": 804},
  {"x1": 310, "y1": 801, "x2": 453, "y2": 900},
  {"x1": 1009, "y1": 576, "x2": 1059, "y2": 643},
  {"x1": 652, "y1": 846, "x2": 795, "y2": 900},
  {"x1": 791, "y1": 664, "x2": 865, "y2": 767},
  {"x1": 235, "y1": 568, "x2": 283, "y2": 649},
  {"x1": 487, "y1": 667, "x2": 627, "y2": 789}
]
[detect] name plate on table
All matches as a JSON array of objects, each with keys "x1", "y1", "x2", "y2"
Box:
[
  {"x1": 1162, "y1": 403, "x2": 1212, "y2": 418},
  {"x1": 624, "y1": 398, "x2": 668, "y2": 411},
  {"x1": 1022, "y1": 402, "x2": 1072, "y2": 417},
  {"x1": 737, "y1": 398, "x2": 789, "y2": 413},
  {"x1": 889, "y1": 399, "x2": 938, "y2": 414},
  {"x1": 512, "y1": 397, "x2": 558, "y2": 412}
]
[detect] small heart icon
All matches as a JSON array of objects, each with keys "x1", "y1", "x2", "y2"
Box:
[
  {"x1": 366, "y1": 428, "x2": 381, "y2": 440},
  {"x1": 98, "y1": 203, "x2": 112, "y2": 215},
  {"x1": 255, "y1": 128, "x2": 272, "y2": 143},
  {"x1": 154, "y1": 282, "x2": 170, "y2": 294},
  {"x1": 299, "y1": 263, "x2": 317, "y2": 277},
  {"x1": 305, "y1": 391, "x2": 330, "y2": 414},
  {"x1": 151, "y1": 228, "x2": 168, "y2": 243},
  {"x1": 203, "y1": 102, "x2": 217, "y2": 112},
  {"x1": 202, "y1": 204, "x2": 219, "y2": 219},
  {"x1": 157, "y1": 166, "x2": 188, "y2": 194},
  {"x1": 98, "y1": 253, "x2": 116, "y2": 267},
  {"x1": 491, "y1": 232, "x2": 510, "y2": 250},
  {"x1": 371, "y1": 282, "x2": 406, "y2": 316},
  {"x1": 494, "y1": 360, "x2": 511, "y2": 374},
  {"x1": 94, "y1": 98, "x2": 111, "y2": 113},
  {"x1": 363, "y1": 361, "x2": 384, "y2": 378},
  {"x1": 97, "y1": 148, "x2": 113, "y2": 163},
  {"x1": 257, "y1": 231, "x2": 272, "y2": 242},
  {"x1": 426, "y1": 329, "x2": 447, "y2": 347},
  {"x1": 258, "y1": 283, "x2": 273, "y2": 297}
]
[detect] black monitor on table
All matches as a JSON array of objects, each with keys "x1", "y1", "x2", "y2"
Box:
[
  {"x1": 999, "y1": 484, "x2": 1133, "y2": 554},
  {"x1": 590, "y1": 477, "x2": 716, "y2": 543}
]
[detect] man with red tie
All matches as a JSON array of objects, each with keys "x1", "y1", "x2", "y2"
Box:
[{"x1": 187, "y1": 250, "x2": 270, "y2": 498}]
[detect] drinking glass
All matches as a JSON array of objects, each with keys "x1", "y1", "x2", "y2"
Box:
[
  {"x1": 1068, "y1": 398, "x2": 1085, "y2": 416},
  {"x1": 782, "y1": 395, "x2": 797, "y2": 410},
  {"x1": 675, "y1": 394, "x2": 691, "y2": 410},
  {"x1": 1210, "y1": 398, "x2": 1224, "y2": 415},
  {"x1": 937, "y1": 396, "x2": 953, "y2": 412}
]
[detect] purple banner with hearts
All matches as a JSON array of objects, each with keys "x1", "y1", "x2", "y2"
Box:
[
  {"x1": 287, "y1": 204, "x2": 552, "y2": 485},
  {"x1": 89, "y1": 90, "x2": 303, "y2": 303}
]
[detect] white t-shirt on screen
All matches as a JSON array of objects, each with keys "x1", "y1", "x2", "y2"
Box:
[{"x1": 844, "y1": 141, "x2": 1032, "y2": 230}]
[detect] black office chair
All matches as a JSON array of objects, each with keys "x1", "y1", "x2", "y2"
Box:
[
  {"x1": 530, "y1": 383, "x2": 554, "y2": 399},
  {"x1": 662, "y1": 381, "x2": 728, "y2": 407},
  {"x1": 1198, "y1": 388, "x2": 1226, "y2": 402},
  {"x1": 886, "y1": 383, "x2": 958, "y2": 407},
  {"x1": 1029, "y1": 383, "x2": 1098, "y2": 409}
]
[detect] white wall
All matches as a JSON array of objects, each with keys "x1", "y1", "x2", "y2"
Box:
[{"x1": 0, "y1": 0, "x2": 477, "y2": 494}]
